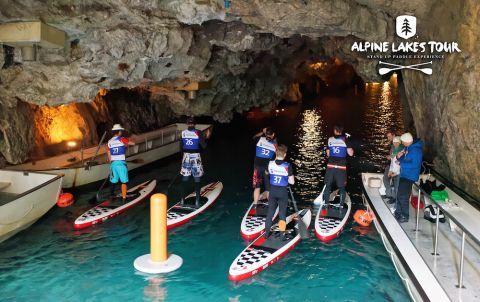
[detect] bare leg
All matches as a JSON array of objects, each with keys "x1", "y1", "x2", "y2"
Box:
[{"x1": 253, "y1": 187, "x2": 261, "y2": 204}]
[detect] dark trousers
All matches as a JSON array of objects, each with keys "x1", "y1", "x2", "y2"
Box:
[
  {"x1": 383, "y1": 165, "x2": 392, "y2": 197},
  {"x1": 395, "y1": 178, "x2": 414, "y2": 219},
  {"x1": 265, "y1": 189, "x2": 288, "y2": 235},
  {"x1": 323, "y1": 167, "x2": 347, "y2": 205}
]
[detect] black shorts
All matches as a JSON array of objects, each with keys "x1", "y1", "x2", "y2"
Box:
[{"x1": 324, "y1": 167, "x2": 347, "y2": 188}]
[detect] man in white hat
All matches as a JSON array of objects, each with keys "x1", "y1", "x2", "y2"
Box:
[
  {"x1": 107, "y1": 124, "x2": 135, "y2": 202},
  {"x1": 394, "y1": 132, "x2": 423, "y2": 223}
]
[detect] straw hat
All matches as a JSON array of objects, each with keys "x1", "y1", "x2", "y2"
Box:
[{"x1": 112, "y1": 124, "x2": 125, "y2": 131}]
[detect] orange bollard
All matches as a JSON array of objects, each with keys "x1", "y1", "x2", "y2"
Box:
[
  {"x1": 151, "y1": 194, "x2": 168, "y2": 262},
  {"x1": 134, "y1": 193, "x2": 182, "y2": 274}
]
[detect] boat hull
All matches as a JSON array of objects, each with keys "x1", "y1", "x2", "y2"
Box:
[{"x1": 0, "y1": 170, "x2": 62, "y2": 243}]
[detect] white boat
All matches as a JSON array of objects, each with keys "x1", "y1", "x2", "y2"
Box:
[
  {"x1": 361, "y1": 172, "x2": 480, "y2": 302},
  {"x1": 10, "y1": 123, "x2": 212, "y2": 188},
  {"x1": 0, "y1": 170, "x2": 63, "y2": 243}
]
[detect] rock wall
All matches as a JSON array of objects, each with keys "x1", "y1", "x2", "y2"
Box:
[{"x1": 401, "y1": 0, "x2": 480, "y2": 198}]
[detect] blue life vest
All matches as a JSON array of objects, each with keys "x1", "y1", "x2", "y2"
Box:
[
  {"x1": 255, "y1": 137, "x2": 276, "y2": 159},
  {"x1": 182, "y1": 129, "x2": 200, "y2": 151},
  {"x1": 108, "y1": 136, "x2": 127, "y2": 161},
  {"x1": 268, "y1": 161, "x2": 289, "y2": 187},
  {"x1": 328, "y1": 136, "x2": 347, "y2": 158}
]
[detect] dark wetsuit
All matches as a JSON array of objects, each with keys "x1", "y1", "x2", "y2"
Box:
[
  {"x1": 323, "y1": 135, "x2": 351, "y2": 205},
  {"x1": 264, "y1": 159, "x2": 293, "y2": 235}
]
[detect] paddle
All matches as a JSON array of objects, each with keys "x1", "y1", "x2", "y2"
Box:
[
  {"x1": 287, "y1": 187, "x2": 309, "y2": 239},
  {"x1": 313, "y1": 184, "x2": 326, "y2": 206}
]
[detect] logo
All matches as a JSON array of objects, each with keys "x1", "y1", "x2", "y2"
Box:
[
  {"x1": 349, "y1": 14, "x2": 461, "y2": 76},
  {"x1": 396, "y1": 15, "x2": 416, "y2": 39}
]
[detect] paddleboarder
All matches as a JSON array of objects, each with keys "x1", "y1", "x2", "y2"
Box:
[
  {"x1": 107, "y1": 124, "x2": 136, "y2": 202},
  {"x1": 252, "y1": 127, "x2": 277, "y2": 206},
  {"x1": 264, "y1": 144, "x2": 294, "y2": 240},
  {"x1": 180, "y1": 117, "x2": 211, "y2": 208},
  {"x1": 322, "y1": 125, "x2": 354, "y2": 208}
]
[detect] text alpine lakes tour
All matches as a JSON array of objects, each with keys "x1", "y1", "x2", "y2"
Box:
[{"x1": 351, "y1": 41, "x2": 461, "y2": 53}]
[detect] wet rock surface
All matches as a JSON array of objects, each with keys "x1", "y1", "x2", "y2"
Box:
[{"x1": 0, "y1": 0, "x2": 478, "y2": 198}]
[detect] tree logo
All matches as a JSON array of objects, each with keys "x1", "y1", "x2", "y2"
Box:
[{"x1": 396, "y1": 15, "x2": 416, "y2": 39}]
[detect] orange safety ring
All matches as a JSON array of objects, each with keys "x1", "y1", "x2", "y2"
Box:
[
  {"x1": 354, "y1": 209, "x2": 373, "y2": 227},
  {"x1": 57, "y1": 192, "x2": 75, "y2": 208}
]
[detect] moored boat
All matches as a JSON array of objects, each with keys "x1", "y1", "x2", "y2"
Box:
[
  {"x1": 10, "y1": 123, "x2": 212, "y2": 188},
  {"x1": 361, "y1": 171, "x2": 480, "y2": 302},
  {"x1": 0, "y1": 170, "x2": 63, "y2": 243}
]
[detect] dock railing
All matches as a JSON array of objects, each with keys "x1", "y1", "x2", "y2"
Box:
[{"x1": 412, "y1": 168, "x2": 480, "y2": 289}]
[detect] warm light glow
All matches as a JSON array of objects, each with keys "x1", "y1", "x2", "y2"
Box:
[
  {"x1": 67, "y1": 141, "x2": 77, "y2": 147},
  {"x1": 33, "y1": 104, "x2": 86, "y2": 145},
  {"x1": 309, "y1": 62, "x2": 326, "y2": 70}
]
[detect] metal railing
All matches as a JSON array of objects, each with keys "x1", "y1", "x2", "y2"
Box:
[{"x1": 412, "y1": 173, "x2": 480, "y2": 289}]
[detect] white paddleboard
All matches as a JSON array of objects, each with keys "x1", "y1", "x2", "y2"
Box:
[
  {"x1": 229, "y1": 208, "x2": 312, "y2": 281},
  {"x1": 167, "y1": 181, "x2": 223, "y2": 229},
  {"x1": 240, "y1": 193, "x2": 279, "y2": 240},
  {"x1": 314, "y1": 190, "x2": 351, "y2": 242},
  {"x1": 74, "y1": 180, "x2": 157, "y2": 229}
]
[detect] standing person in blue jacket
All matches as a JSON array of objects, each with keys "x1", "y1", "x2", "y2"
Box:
[
  {"x1": 323, "y1": 125, "x2": 354, "y2": 207},
  {"x1": 180, "y1": 117, "x2": 210, "y2": 208},
  {"x1": 395, "y1": 133, "x2": 423, "y2": 223},
  {"x1": 263, "y1": 144, "x2": 294, "y2": 241},
  {"x1": 252, "y1": 127, "x2": 277, "y2": 206}
]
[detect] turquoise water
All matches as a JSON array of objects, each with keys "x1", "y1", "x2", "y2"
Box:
[{"x1": 0, "y1": 81, "x2": 409, "y2": 301}]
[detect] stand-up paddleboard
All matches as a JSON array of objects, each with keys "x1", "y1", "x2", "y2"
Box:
[
  {"x1": 314, "y1": 190, "x2": 351, "y2": 242},
  {"x1": 240, "y1": 193, "x2": 279, "y2": 240},
  {"x1": 229, "y1": 208, "x2": 312, "y2": 281},
  {"x1": 167, "y1": 181, "x2": 223, "y2": 230},
  {"x1": 74, "y1": 180, "x2": 157, "y2": 229}
]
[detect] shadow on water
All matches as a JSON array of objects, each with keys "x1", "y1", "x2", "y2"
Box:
[{"x1": 0, "y1": 81, "x2": 409, "y2": 302}]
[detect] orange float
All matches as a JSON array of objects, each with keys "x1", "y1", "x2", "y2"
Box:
[
  {"x1": 354, "y1": 209, "x2": 373, "y2": 227},
  {"x1": 57, "y1": 192, "x2": 75, "y2": 207}
]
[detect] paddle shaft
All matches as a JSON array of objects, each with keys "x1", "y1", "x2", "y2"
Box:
[{"x1": 87, "y1": 131, "x2": 107, "y2": 168}]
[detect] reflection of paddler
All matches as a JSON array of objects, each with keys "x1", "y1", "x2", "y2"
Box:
[
  {"x1": 107, "y1": 124, "x2": 136, "y2": 202},
  {"x1": 143, "y1": 277, "x2": 166, "y2": 301}
]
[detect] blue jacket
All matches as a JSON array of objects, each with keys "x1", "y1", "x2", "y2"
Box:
[{"x1": 399, "y1": 139, "x2": 423, "y2": 182}]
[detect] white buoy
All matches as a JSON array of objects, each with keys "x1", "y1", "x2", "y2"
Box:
[{"x1": 134, "y1": 193, "x2": 182, "y2": 273}]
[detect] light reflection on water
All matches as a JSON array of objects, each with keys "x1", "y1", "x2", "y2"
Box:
[
  {"x1": 360, "y1": 78, "x2": 403, "y2": 170},
  {"x1": 292, "y1": 109, "x2": 326, "y2": 201}
]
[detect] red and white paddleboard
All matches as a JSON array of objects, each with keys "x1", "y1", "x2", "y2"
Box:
[
  {"x1": 74, "y1": 180, "x2": 156, "y2": 229},
  {"x1": 167, "y1": 181, "x2": 223, "y2": 230},
  {"x1": 240, "y1": 193, "x2": 279, "y2": 240},
  {"x1": 314, "y1": 190, "x2": 351, "y2": 242},
  {"x1": 228, "y1": 209, "x2": 312, "y2": 281}
]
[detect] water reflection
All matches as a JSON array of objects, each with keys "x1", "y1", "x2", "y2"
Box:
[
  {"x1": 143, "y1": 276, "x2": 167, "y2": 301},
  {"x1": 292, "y1": 109, "x2": 326, "y2": 201},
  {"x1": 360, "y1": 79, "x2": 403, "y2": 170}
]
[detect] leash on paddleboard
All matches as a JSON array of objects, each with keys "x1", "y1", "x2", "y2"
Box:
[{"x1": 287, "y1": 187, "x2": 309, "y2": 239}]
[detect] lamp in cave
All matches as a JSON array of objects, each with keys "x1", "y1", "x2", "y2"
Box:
[
  {"x1": 66, "y1": 141, "x2": 77, "y2": 162},
  {"x1": 67, "y1": 141, "x2": 77, "y2": 148}
]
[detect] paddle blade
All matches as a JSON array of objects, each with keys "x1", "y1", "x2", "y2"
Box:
[
  {"x1": 298, "y1": 220, "x2": 310, "y2": 239},
  {"x1": 378, "y1": 68, "x2": 393, "y2": 75}
]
